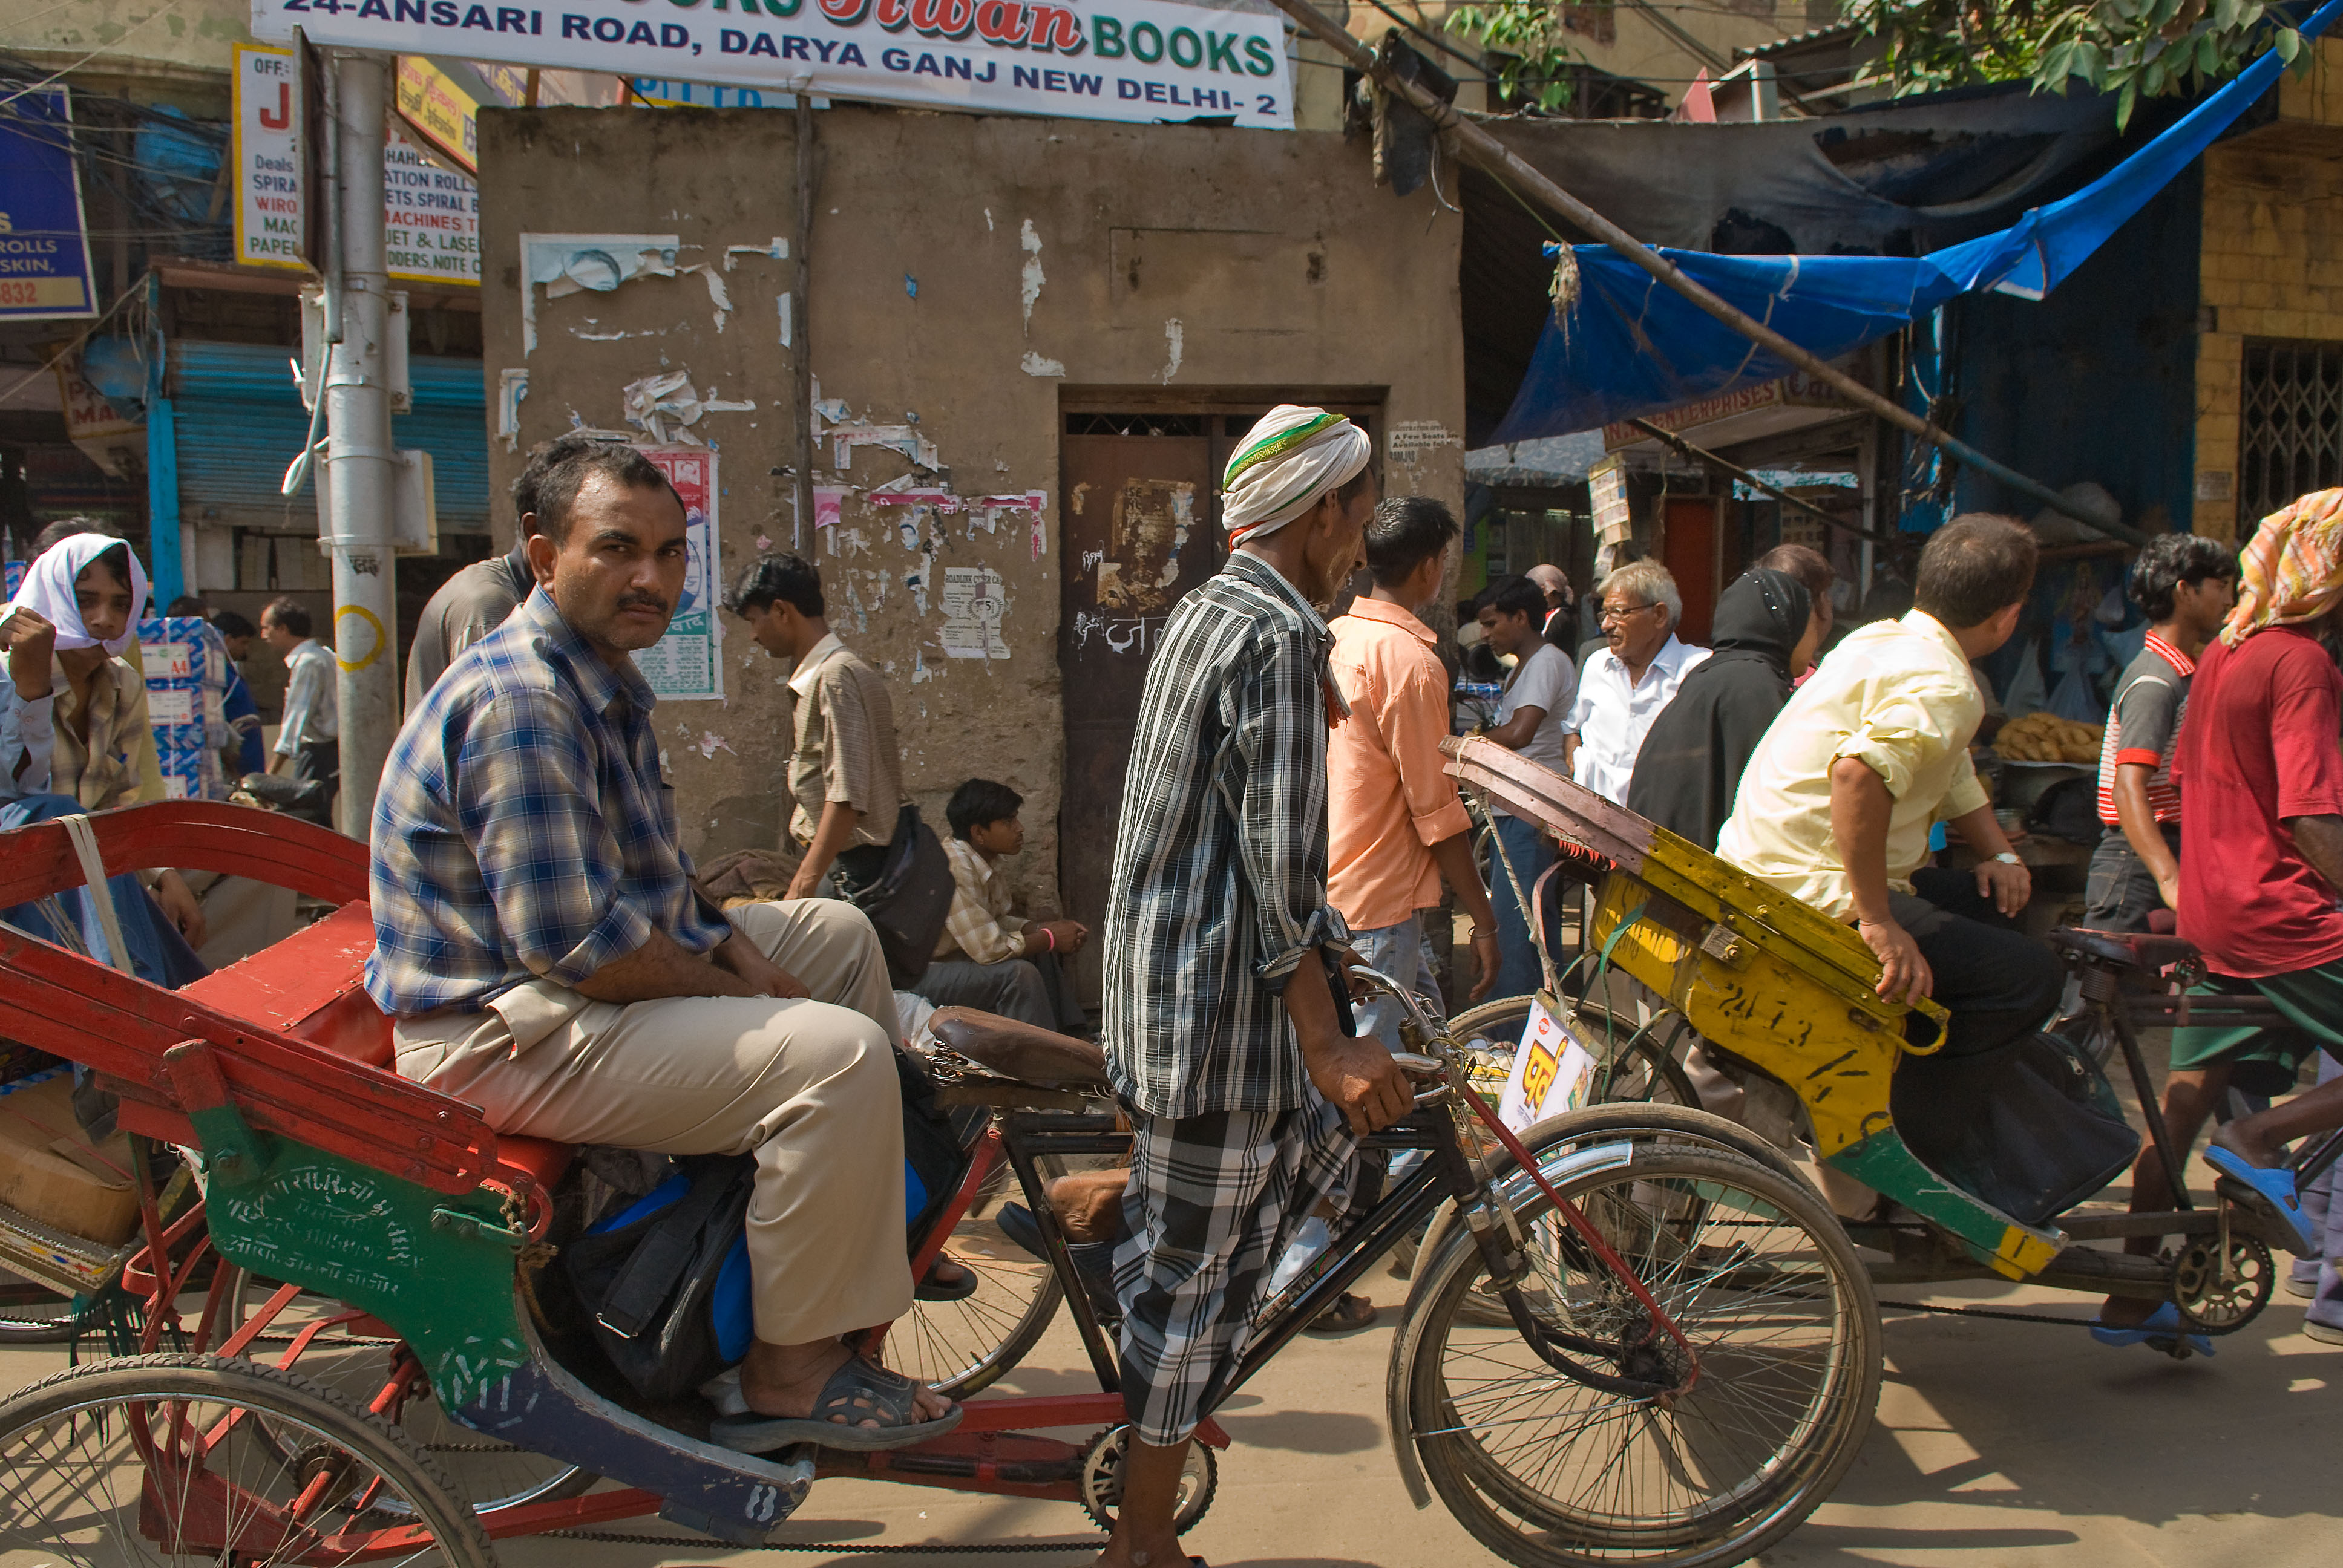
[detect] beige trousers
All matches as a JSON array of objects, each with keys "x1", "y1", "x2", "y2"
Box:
[{"x1": 393, "y1": 899, "x2": 911, "y2": 1345}]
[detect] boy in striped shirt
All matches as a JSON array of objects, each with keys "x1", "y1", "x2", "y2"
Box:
[{"x1": 2083, "y1": 534, "x2": 2238, "y2": 930}]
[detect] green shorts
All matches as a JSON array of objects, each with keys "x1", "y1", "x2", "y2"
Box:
[{"x1": 2169, "y1": 961, "x2": 2343, "y2": 1099}]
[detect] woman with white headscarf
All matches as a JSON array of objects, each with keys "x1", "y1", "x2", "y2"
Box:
[{"x1": 1, "y1": 529, "x2": 207, "y2": 961}]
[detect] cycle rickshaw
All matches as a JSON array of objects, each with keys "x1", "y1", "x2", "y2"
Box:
[
  {"x1": 1442, "y1": 734, "x2": 2342, "y2": 1353},
  {"x1": 0, "y1": 800, "x2": 1879, "y2": 1568}
]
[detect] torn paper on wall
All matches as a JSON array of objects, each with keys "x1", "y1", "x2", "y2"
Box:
[
  {"x1": 496, "y1": 368, "x2": 528, "y2": 452},
  {"x1": 1020, "y1": 219, "x2": 1044, "y2": 332},
  {"x1": 724, "y1": 240, "x2": 787, "y2": 270},
  {"x1": 1102, "y1": 479, "x2": 1194, "y2": 615},
  {"x1": 1159, "y1": 318, "x2": 1185, "y2": 384},
  {"x1": 1389, "y1": 421, "x2": 1461, "y2": 463},
  {"x1": 520, "y1": 232, "x2": 680, "y2": 354},
  {"x1": 813, "y1": 486, "x2": 846, "y2": 529},
  {"x1": 620, "y1": 371, "x2": 756, "y2": 445},
  {"x1": 1021, "y1": 351, "x2": 1066, "y2": 378},
  {"x1": 833, "y1": 425, "x2": 941, "y2": 471},
  {"x1": 941, "y1": 566, "x2": 1009, "y2": 660},
  {"x1": 681, "y1": 264, "x2": 733, "y2": 332}
]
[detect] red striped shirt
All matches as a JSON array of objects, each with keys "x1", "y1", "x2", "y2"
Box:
[{"x1": 2095, "y1": 632, "x2": 2193, "y2": 826}]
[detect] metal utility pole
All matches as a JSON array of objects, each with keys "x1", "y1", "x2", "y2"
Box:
[{"x1": 324, "y1": 53, "x2": 399, "y2": 837}]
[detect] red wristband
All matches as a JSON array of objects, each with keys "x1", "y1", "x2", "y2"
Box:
[{"x1": 1042, "y1": 927, "x2": 1056, "y2": 952}]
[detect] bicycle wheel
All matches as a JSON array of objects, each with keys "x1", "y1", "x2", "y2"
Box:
[
  {"x1": 1405, "y1": 1142, "x2": 1879, "y2": 1568},
  {"x1": 1449, "y1": 996, "x2": 1697, "y2": 1109},
  {"x1": 0, "y1": 1351, "x2": 497, "y2": 1567},
  {"x1": 891, "y1": 1152, "x2": 1069, "y2": 1397},
  {"x1": 211, "y1": 1264, "x2": 597, "y2": 1518}
]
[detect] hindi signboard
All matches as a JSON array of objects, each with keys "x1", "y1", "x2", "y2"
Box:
[
  {"x1": 251, "y1": 0, "x2": 1294, "y2": 129},
  {"x1": 632, "y1": 448, "x2": 723, "y2": 701},
  {"x1": 0, "y1": 88, "x2": 99, "y2": 320}
]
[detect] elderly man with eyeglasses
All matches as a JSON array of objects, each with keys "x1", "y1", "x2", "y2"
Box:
[{"x1": 1559, "y1": 560, "x2": 1709, "y2": 805}]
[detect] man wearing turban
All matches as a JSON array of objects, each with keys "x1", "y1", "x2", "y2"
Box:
[{"x1": 1092, "y1": 406, "x2": 1413, "y2": 1567}]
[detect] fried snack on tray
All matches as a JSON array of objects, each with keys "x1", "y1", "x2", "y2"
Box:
[{"x1": 1994, "y1": 710, "x2": 2104, "y2": 764}]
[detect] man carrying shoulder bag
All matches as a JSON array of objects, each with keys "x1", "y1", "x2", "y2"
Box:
[{"x1": 724, "y1": 555, "x2": 952, "y2": 984}]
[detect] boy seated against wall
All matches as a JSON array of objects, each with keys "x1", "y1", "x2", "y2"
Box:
[{"x1": 911, "y1": 779, "x2": 1090, "y2": 1037}]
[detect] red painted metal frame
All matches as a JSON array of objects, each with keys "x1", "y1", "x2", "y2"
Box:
[{"x1": 0, "y1": 804, "x2": 496, "y2": 1194}]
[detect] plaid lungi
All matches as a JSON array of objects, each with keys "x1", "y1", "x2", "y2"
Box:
[{"x1": 1113, "y1": 1089, "x2": 1357, "y2": 1446}]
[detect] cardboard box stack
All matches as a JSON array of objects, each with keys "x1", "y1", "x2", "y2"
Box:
[
  {"x1": 0, "y1": 1067, "x2": 140, "y2": 1249},
  {"x1": 137, "y1": 615, "x2": 221, "y2": 803}
]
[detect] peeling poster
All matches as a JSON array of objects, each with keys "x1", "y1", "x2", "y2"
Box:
[
  {"x1": 1101, "y1": 478, "x2": 1194, "y2": 616},
  {"x1": 632, "y1": 448, "x2": 723, "y2": 701},
  {"x1": 940, "y1": 566, "x2": 1009, "y2": 661}
]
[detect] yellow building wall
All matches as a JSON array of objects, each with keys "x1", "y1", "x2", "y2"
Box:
[{"x1": 2195, "y1": 39, "x2": 2343, "y2": 540}]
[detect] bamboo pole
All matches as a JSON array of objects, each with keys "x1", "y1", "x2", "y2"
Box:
[{"x1": 1268, "y1": 0, "x2": 2145, "y2": 547}]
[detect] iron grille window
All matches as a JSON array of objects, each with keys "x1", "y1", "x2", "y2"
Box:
[
  {"x1": 2241, "y1": 338, "x2": 2343, "y2": 523},
  {"x1": 1064, "y1": 413, "x2": 1207, "y2": 437}
]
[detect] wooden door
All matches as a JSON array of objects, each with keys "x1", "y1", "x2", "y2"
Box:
[
  {"x1": 1057, "y1": 420, "x2": 1222, "y2": 1003},
  {"x1": 1661, "y1": 495, "x2": 1719, "y2": 645}
]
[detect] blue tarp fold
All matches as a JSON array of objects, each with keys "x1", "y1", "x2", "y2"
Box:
[{"x1": 1490, "y1": 0, "x2": 2343, "y2": 443}]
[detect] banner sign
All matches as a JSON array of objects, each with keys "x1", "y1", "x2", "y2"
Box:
[
  {"x1": 0, "y1": 88, "x2": 99, "y2": 320},
  {"x1": 236, "y1": 44, "x2": 482, "y2": 284},
  {"x1": 634, "y1": 448, "x2": 723, "y2": 701},
  {"x1": 251, "y1": 0, "x2": 1295, "y2": 129},
  {"x1": 396, "y1": 56, "x2": 532, "y2": 174},
  {"x1": 1496, "y1": 995, "x2": 1601, "y2": 1134}
]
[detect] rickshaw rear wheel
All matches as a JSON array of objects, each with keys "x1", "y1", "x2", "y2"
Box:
[
  {"x1": 0, "y1": 1351, "x2": 498, "y2": 1567},
  {"x1": 1405, "y1": 1142, "x2": 1879, "y2": 1567}
]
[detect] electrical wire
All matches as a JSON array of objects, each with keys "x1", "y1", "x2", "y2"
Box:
[{"x1": 0, "y1": 273, "x2": 152, "y2": 410}]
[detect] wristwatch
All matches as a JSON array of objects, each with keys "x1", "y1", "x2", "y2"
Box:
[{"x1": 1992, "y1": 852, "x2": 2022, "y2": 866}]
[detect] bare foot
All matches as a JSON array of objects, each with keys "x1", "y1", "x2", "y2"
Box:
[
  {"x1": 2098, "y1": 1295, "x2": 2156, "y2": 1329},
  {"x1": 2209, "y1": 1122, "x2": 2281, "y2": 1169},
  {"x1": 739, "y1": 1338, "x2": 952, "y2": 1428},
  {"x1": 1047, "y1": 1169, "x2": 1130, "y2": 1243}
]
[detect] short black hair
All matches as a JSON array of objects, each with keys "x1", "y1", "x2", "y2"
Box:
[
  {"x1": 165, "y1": 595, "x2": 207, "y2": 617},
  {"x1": 512, "y1": 431, "x2": 618, "y2": 536},
  {"x1": 1365, "y1": 496, "x2": 1459, "y2": 589},
  {"x1": 1476, "y1": 573, "x2": 1546, "y2": 623},
  {"x1": 2128, "y1": 532, "x2": 2239, "y2": 621},
  {"x1": 724, "y1": 554, "x2": 824, "y2": 619},
  {"x1": 77, "y1": 542, "x2": 133, "y2": 592},
  {"x1": 947, "y1": 778, "x2": 1024, "y2": 841},
  {"x1": 1914, "y1": 514, "x2": 2038, "y2": 630},
  {"x1": 211, "y1": 610, "x2": 257, "y2": 639},
  {"x1": 262, "y1": 596, "x2": 312, "y2": 638},
  {"x1": 31, "y1": 517, "x2": 117, "y2": 556},
  {"x1": 533, "y1": 440, "x2": 681, "y2": 545}
]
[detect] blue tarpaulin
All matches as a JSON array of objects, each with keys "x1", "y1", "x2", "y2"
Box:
[{"x1": 1490, "y1": 1, "x2": 2343, "y2": 443}]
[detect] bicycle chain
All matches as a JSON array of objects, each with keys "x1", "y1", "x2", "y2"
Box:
[{"x1": 545, "y1": 1529, "x2": 1106, "y2": 1555}]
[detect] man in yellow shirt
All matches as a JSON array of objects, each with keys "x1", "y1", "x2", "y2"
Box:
[{"x1": 1718, "y1": 514, "x2": 2060, "y2": 1059}]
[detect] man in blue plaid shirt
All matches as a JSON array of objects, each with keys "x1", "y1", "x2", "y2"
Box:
[
  {"x1": 1095, "y1": 407, "x2": 1414, "y2": 1568},
  {"x1": 369, "y1": 441, "x2": 957, "y2": 1452}
]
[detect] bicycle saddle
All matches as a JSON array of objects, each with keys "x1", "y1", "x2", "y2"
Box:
[
  {"x1": 926, "y1": 1007, "x2": 1109, "y2": 1090},
  {"x1": 2046, "y1": 927, "x2": 2199, "y2": 972}
]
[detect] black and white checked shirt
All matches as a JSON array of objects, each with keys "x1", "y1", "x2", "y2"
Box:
[{"x1": 1103, "y1": 551, "x2": 1350, "y2": 1119}]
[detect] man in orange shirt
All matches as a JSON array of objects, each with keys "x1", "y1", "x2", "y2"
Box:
[{"x1": 1329, "y1": 496, "x2": 1502, "y2": 1049}]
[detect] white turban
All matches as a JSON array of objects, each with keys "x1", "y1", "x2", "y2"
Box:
[
  {"x1": 1220, "y1": 405, "x2": 1374, "y2": 547},
  {"x1": 1, "y1": 532, "x2": 148, "y2": 655}
]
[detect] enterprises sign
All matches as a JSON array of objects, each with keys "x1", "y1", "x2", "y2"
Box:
[
  {"x1": 0, "y1": 89, "x2": 99, "y2": 321},
  {"x1": 250, "y1": 0, "x2": 1294, "y2": 129}
]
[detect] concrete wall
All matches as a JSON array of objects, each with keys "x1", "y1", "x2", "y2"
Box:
[
  {"x1": 12, "y1": 0, "x2": 255, "y2": 88},
  {"x1": 477, "y1": 105, "x2": 1464, "y2": 907}
]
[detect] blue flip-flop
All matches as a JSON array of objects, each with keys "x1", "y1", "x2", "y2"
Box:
[
  {"x1": 2090, "y1": 1301, "x2": 2214, "y2": 1357},
  {"x1": 2204, "y1": 1144, "x2": 2321, "y2": 1257}
]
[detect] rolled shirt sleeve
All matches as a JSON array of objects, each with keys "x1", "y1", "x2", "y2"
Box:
[
  {"x1": 820, "y1": 671, "x2": 885, "y2": 812},
  {"x1": 456, "y1": 691, "x2": 673, "y2": 987},
  {"x1": 5, "y1": 688, "x2": 54, "y2": 797},
  {"x1": 940, "y1": 842, "x2": 1029, "y2": 964},
  {"x1": 1391, "y1": 659, "x2": 1473, "y2": 848},
  {"x1": 1224, "y1": 636, "x2": 1347, "y2": 988},
  {"x1": 1835, "y1": 691, "x2": 1967, "y2": 803}
]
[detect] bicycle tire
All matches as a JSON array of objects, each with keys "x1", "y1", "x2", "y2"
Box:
[
  {"x1": 0, "y1": 1351, "x2": 499, "y2": 1568},
  {"x1": 895, "y1": 1152, "x2": 1070, "y2": 1397},
  {"x1": 1404, "y1": 1142, "x2": 1880, "y2": 1568}
]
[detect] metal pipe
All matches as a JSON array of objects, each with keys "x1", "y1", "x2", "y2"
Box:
[
  {"x1": 792, "y1": 88, "x2": 818, "y2": 550},
  {"x1": 324, "y1": 52, "x2": 399, "y2": 837},
  {"x1": 1623, "y1": 417, "x2": 1891, "y2": 546},
  {"x1": 1264, "y1": 0, "x2": 2141, "y2": 546}
]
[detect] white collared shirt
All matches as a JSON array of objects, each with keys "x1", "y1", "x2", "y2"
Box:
[
  {"x1": 1561, "y1": 633, "x2": 1709, "y2": 805},
  {"x1": 275, "y1": 637, "x2": 339, "y2": 753}
]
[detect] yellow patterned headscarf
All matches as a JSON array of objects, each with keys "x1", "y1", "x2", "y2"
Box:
[{"x1": 2222, "y1": 488, "x2": 2343, "y2": 647}]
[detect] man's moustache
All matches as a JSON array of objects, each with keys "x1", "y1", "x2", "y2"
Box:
[{"x1": 618, "y1": 593, "x2": 670, "y2": 614}]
